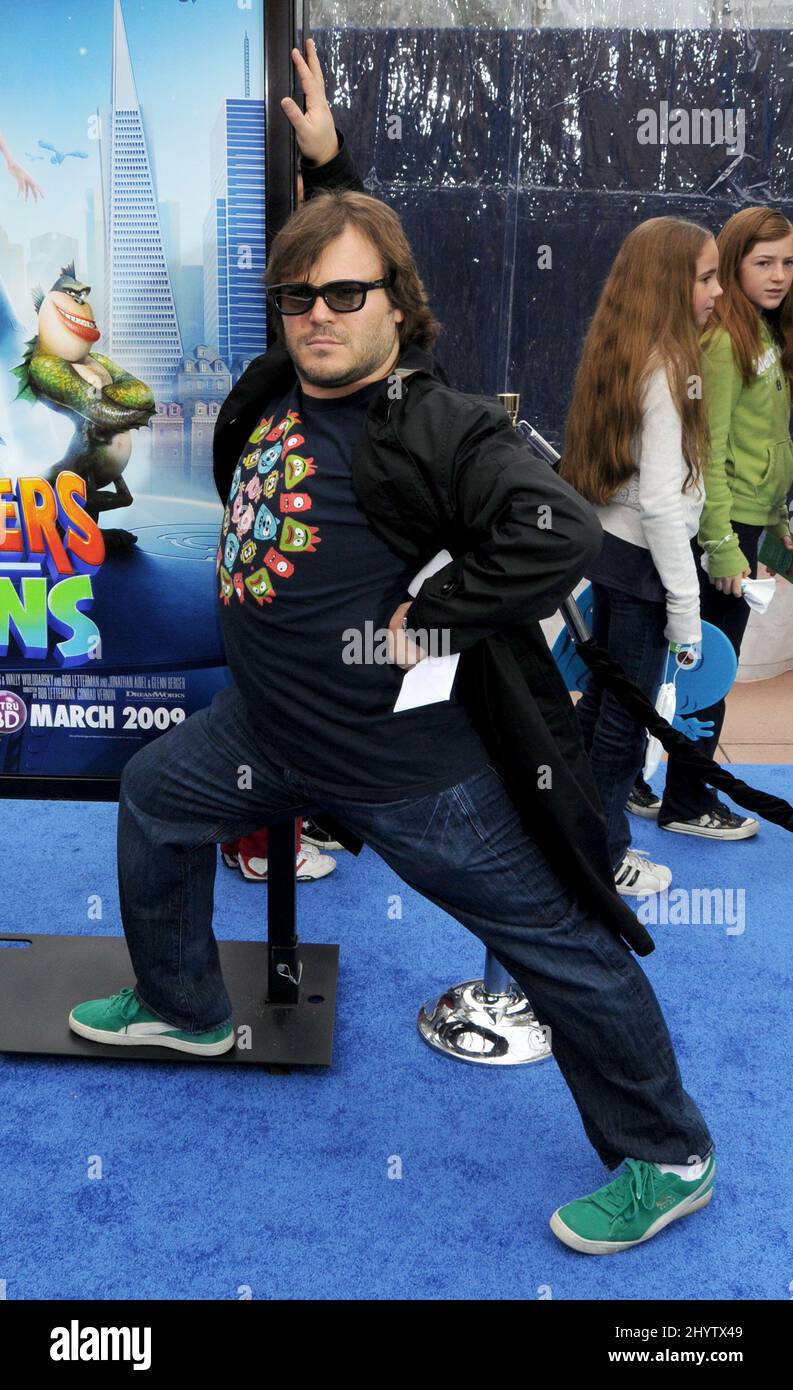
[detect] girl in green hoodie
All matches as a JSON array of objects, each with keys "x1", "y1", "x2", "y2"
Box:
[{"x1": 659, "y1": 207, "x2": 793, "y2": 838}]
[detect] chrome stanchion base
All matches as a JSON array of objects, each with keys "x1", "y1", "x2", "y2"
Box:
[{"x1": 417, "y1": 978, "x2": 552, "y2": 1066}]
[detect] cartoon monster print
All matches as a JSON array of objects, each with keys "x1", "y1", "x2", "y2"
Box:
[
  {"x1": 220, "y1": 407, "x2": 319, "y2": 612},
  {"x1": 253, "y1": 503, "x2": 279, "y2": 542},
  {"x1": 263, "y1": 547, "x2": 295, "y2": 579},
  {"x1": 264, "y1": 408, "x2": 300, "y2": 443},
  {"x1": 236, "y1": 501, "x2": 255, "y2": 538},
  {"x1": 284, "y1": 453, "x2": 316, "y2": 489},
  {"x1": 224, "y1": 532, "x2": 240, "y2": 570},
  {"x1": 219, "y1": 566, "x2": 233, "y2": 604},
  {"x1": 257, "y1": 443, "x2": 282, "y2": 474},
  {"x1": 245, "y1": 566, "x2": 276, "y2": 605},
  {"x1": 245, "y1": 474, "x2": 263, "y2": 504},
  {"x1": 280, "y1": 492, "x2": 312, "y2": 514},
  {"x1": 247, "y1": 415, "x2": 274, "y2": 445},
  {"x1": 280, "y1": 518, "x2": 320, "y2": 552}
]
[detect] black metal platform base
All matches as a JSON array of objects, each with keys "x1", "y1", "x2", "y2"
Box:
[{"x1": 0, "y1": 933, "x2": 339, "y2": 1067}]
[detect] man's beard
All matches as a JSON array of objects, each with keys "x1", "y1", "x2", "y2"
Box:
[{"x1": 289, "y1": 327, "x2": 398, "y2": 389}]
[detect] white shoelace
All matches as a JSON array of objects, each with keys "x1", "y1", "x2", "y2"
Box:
[{"x1": 616, "y1": 849, "x2": 667, "y2": 885}]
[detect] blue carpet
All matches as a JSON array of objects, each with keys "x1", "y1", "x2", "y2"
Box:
[{"x1": 1, "y1": 766, "x2": 791, "y2": 1301}]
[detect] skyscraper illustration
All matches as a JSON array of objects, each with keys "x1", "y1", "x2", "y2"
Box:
[
  {"x1": 103, "y1": 0, "x2": 183, "y2": 401},
  {"x1": 203, "y1": 87, "x2": 266, "y2": 369}
]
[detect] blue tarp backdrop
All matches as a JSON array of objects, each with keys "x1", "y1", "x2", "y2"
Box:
[{"x1": 317, "y1": 25, "x2": 793, "y2": 443}]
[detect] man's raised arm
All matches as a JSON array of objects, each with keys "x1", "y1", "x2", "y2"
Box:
[{"x1": 282, "y1": 38, "x2": 365, "y2": 199}]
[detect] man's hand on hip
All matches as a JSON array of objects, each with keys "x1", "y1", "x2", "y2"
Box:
[{"x1": 387, "y1": 603, "x2": 427, "y2": 671}]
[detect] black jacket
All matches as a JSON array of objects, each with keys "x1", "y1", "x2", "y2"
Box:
[{"x1": 211, "y1": 136, "x2": 654, "y2": 957}]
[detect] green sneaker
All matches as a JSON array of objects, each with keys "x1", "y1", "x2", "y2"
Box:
[
  {"x1": 550, "y1": 1156, "x2": 715, "y2": 1254},
  {"x1": 69, "y1": 987, "x2": 235, "y2": 1057}
]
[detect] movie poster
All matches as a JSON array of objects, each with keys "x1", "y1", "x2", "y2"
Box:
[{"x1": 0, "y1": 0, "x2": 265, "y2": 778}]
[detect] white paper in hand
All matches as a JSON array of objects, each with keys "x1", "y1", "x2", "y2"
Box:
[
  {"x1": 393, "y1": 549, "x2": 460, "y2": 712},
  {"x1": 700, "y1": 552, "x2": 776, "y2": 614}
]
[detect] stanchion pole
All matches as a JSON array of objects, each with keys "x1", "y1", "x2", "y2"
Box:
[
  {"x1": 266, "y1": 819, "x2": 302, "y2": 1005},
  {"x1": 416, "y1": 394, "x2": 563, "y2": 1067}
]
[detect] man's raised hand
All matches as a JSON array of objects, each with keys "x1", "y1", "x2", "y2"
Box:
[{"x1": 281, "y1": 38, "x2": 339, "y2": 169}]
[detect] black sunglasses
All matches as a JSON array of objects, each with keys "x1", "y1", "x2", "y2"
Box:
[{"x1": 267, "y1": 276, "x2": 394, "y2": 315}]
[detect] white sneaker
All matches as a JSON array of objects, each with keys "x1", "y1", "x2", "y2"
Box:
[
  {"x1": 238, "y1": 840, "x2": 336, "y2": 883},
  {"x1": 659, "y1": 805, "x2": 759, "y2": 840},
  {"x1": 614, "y1": 848, "x2": 672, "y2": 897},
  {"x1": 295, "y1": 842, "x2": 336, "y2": 881}
]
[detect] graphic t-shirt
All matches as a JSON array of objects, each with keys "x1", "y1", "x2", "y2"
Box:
[{"x1": 217, "y1": 378, "x2": 489, "y2": 800}]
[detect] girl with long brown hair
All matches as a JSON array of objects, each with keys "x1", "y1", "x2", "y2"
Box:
[
  {"x1": 658, "y1": 207, "x2": 793, "y2": 839},
  {"x1": 562, "y1": 217, "x2": 720, "y2": 895}
]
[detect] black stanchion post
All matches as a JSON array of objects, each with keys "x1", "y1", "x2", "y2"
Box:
[{"x1": 266, "y1": 819, "x2": 301, "y2": 1005}]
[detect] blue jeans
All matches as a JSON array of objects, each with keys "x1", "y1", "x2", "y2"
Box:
[
  {"x1": 575, "y1": 583, "x2": 669, "y2": 867},
  {"x1": 117, "y1": 681, "x2": 712, "y2": 1170}
]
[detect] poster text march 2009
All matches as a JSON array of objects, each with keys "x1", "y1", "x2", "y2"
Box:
[{"x1": 0, "y1": 0, "x2": 265, "y2": 777}]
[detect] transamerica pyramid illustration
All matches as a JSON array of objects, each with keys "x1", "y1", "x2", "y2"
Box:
[{"x1": 103, "y1": 0, "x2": 183, "y2": 401}]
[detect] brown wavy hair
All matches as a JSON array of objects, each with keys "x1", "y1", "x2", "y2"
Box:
[
  {"x1": 264, "y1": 189, "x2": 441, "y2": 351},
  {"x1": 706, "y1": 206, "x2": 793, "y2": 384},
  {"x1": 561, "y1": 217, "x2": 712, "y2": 504}
]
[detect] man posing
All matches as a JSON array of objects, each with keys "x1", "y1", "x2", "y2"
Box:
[{"x1": 69, "y1": 42, "x2": 714, "y2": 1254}]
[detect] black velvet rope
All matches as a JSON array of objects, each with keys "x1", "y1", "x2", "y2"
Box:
[{"x1": 575, "y1": 637, "x2": 793, "y2": 832}]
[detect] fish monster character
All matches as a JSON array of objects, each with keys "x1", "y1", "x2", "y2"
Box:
[
  {"x1": 284, "y1": 453, "x2": 316, "y2": 488},
  {"x1": 264, "y1": 409, "x2": 300, "y2": 444},
  {"x1": 253, "y1": 503, "x2": 279, "y2": 542},
  {"x1": 233, "y1": 572, "x2": 245, "y2": 604},
  {"x1": 256, "y1": 443, "x2": 282, "y2": 474},
  {"x1": 245, "y1": 566, "x2": 276, "y2": 605},
  {"x1": 12, "y1": 262, "x2": 155, "y2": 550},
  {"x1": 224, "y1": 532, "x2": 240, "y2": 570},
  {"x1": 219, "y1": 566, "x2": 233, "y2": 604},
  {"x1": 247, "y1": 415, "x2": 274, "y2": 445},
  {"x1": 280, "y1": 519, "x2": 320, "y2": 552}
]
